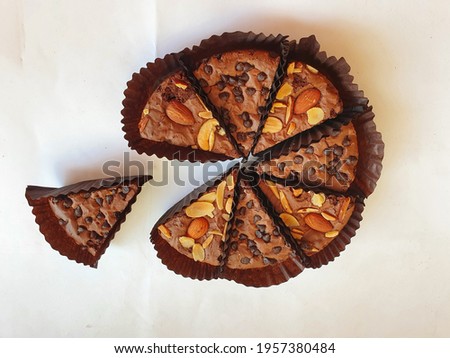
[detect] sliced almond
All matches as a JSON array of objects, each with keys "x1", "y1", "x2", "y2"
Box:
[
  {"x1": 216, "y1": 180, "x2": 226, "y2": 210},
  {"x1": 173, "y1": 78, "x2": 189, "y2": 90},
  {"x1": 138, "y1": 116, "x2": 149, "y2": 133},
  {"x1": 142, "y1": 108, "x2": 149, "y2": 116},
  {"x1": 287, "y1": 62, "x2": 295, "y2": 75},
  {"x1": 280, "y1": 213, "x2": 300, "y2": 228},
  {"x1": 202, "y1": 235, "x2": 214, "y2": 249},
  {"x1": 166, "y1": 100, "x2": 195, "y2": 125},
  {"x1": 196, "y1": 94, "x2": 209, "y2": 111},
  {"x1": 208, "y1": 230, "x2": 223, "y2": 236},
  {"x1": 276, "y1": 82, "x2": 293, "y2": 100},
  {"x1": 192, "y1": 243, "x2": 205, "y2": 262},
  {"x1": 306, "y1": 107, "x2": 325, "y2": 125},
  {"x1": 270, "y1": 101, "x2": 287, "y2": 113},
  {"x1": 311, "y1": 193, "x2": 326, "y2": 207},
  {"x1": 290, "y1": 230, "x2": 303, "y2": 240},
  {"x1": 222, "y1": 222, "x2": 228, "y2": 241},
  {"x1": 198, "y1": 191, "x2": 216, "y2": 203},
  {"x1": 198, "y1": 110, "x2": 213, "y2": 119},
  {"x1": 321, "y1": 212, "x2": 337, "y2": 221},
  {"x1": 285, "y1": 96, "x2": 293, "y2": 123},
  {"x1": 179, "y1": 236, "x2": 195, "y2": 249},
  {"x1": 208, "y1": 129, "x2": 215, "y2": 151},
  {"x1": 325, "y1": 230, "x2": 339, "y2": 238},
  {"x1": 293, "y1": 63, "x2": 303, "y2": 73},
  {"x1": 158, "y1": 224, "x2": 171, "y2": 239},
  {"x1": 339, "y1": 197, "x2": 352, "y2": 221},
  {"x1": 287, "y1": 122, "x2": 296, "y2": 136},
  {"x1": 294, "y1": 88, "x2": 321, "y2": 114},
  {"x1": 306, "y1": 64, "x2": 319, "y2": 74},
  {"x1": 262, "y1": 116, "x2": 283, "y2": 134},
  {"x1": 279, "y1": 191, "x2": 292, "y2": 214},
  {"x1": 217, "y1": 127, "x2": 226, "y2": 136},
  {"x1": 304, "y1": 213, "x2": 333, "y2": 233},
  {"x1": 266, "y1": 180, "x2": 280, "y2": 199},
  {"x1": 226, "y1": 174, "x2": 235, "y2": 190},
  {"x1": 187, "y1": 217, "x2": 209, "y2": 239},
  {"x1": 221, "y1": 213, "x2": 230, "y2": 222},
  {"x1": 225, "y1": 197, "x2": 233, "y2": 214},
  {"x1": 297, "y1": 207, "x2": 319, "y2": 214},
  {"x1": 185, "y1": 201, "x2": 215, "y2": 218},
  {"x1": 292, "y1": 188, "x2": 304, "y2": 197},
  {"x1": 291, "y1": 227, "x2": 304, "y2": 235},
  {"x1": 197, "y1": 119, "x2": 219, "y2": 151}
]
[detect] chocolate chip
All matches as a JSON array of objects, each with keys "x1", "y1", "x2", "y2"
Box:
[
  {"x1": 319, "y1": 164, "x2": 326, "y2": 172},
  {"x1": 77, "y1": 225, "x2": 87, "y2": 234},
  {"x1": 347, "y1": 155, "x2": 358, "y2": 164},
  {"x1": 238, "y1": 206, "x2": 246, "y2": 216},
  {"x1": 245, "y1": 87, "x2": 256, "y2": 96},
  {"x1": 251, "y1": 248, "x2": 261, "y2": 256},
  {"x1": 95, "y1": 197, "x2": 103, "y2": 206},
  {"x1": 235, "y1": 95, "x2": 244, "y2": 103},
  {"x1": 114, "y1": 211, "x2": 121, "y2": 219},
  {"x1": 217, "y1": 81, "x2": 226, "y2": 90},
  {"x1": 293, "y1": 155, "x2": 303, "y2": 164},
  {"x1": 342, "y1": 136, "x2": 351, "y2": 147},
  {"x1": 63, "y1": 197, "x2": 73, "y2": 208},
  {"x1": 247, "y1": 131, "x2": 256, "y2": 138},
  {"x1": 272, "y1": 246, "x2": 282, "y2": 254},
  {"x1": 323, "y1": 148, "x2": 333, "y2": 156},
  {"x1": 231, "y1": 242, "x2": 238, "y2": 251},
  {"x1": 243, "y1": 62, "x2": 254, "y2": 72},
  {"x1": 253, "y1": 214, "x2": 262, "y2": 223},
  {"x1": 262, "y1": 234, "x2": 271, "y2": 243},
  {"x1": 219, "y1": 92, "x2": 230, "y2": 101},
  {"x1": 232, "y1": 86, "x2": 242, "y2": 96},
  {"x1": 257, "y1": 72, "x2": 267, "y2": 81},
  {"x1": 231, "y1": 229, "x2": 239, "y2": 238},
  {"x1": 305, "y1": 146, "x2": 314, "y2": 154},
  {"x1": 96, "y1": 212, "x2": 105, "y2": 219},
  {"x1": 241, "y1": 111, "x2": 250, "y2": 121},
  {"x1": 235, "y1": 219, "x2": 244, "y2": 228},
  {"x1": 308, "y1": 167, "x2": 316, "y2": 176},
  {"x1": 239, "y1": 72, "x2": 249, "y2": 83},
  {"x1": 261, "y1": 87, "x2": 270, "y2": 96},
  {"x1": 235, "y1": 62, "x2": 244, "y2": 71},
  {"x1": 105, "y1": 195, "x2": 113, "y2": 205},
  {"x1": 74, "y1": 205, "x2": 82, "y2": 218},
  {"x1": 337, "y1": 172, "x2": 349, "y2": 183},
  {"x1": 246, "y1": 200, "x2": 254, "y2": 209},
  {"x1": 248, "y1": 240, "x2": 257, "y2": 248},
  {"x1": 198, "y1": 78, "x2": 208, "y2": 87},
  {"x1": 333, "y1": 145, "x2": 344, "y2": 157},
  {"x1": 228, "y1": 123, "x2": 237, "y2": 132},
  {"x1": 204, "y1": 64, "x2": 213, "y2": 75},
  {"x1": 238, "y1": 233, "x2": 248, "y2": 240},
  {"x1": 83, "y1": 192, "x2": 91, "y2": 199},
  {"x1": 237, "y1": 132, "x2": 246, "y2": 141},
  {"x1": 255, "y1": 230, "x2": 263, "y2": 239},
  {"x1": 85, "y1": 216, "x2": 93, "y2": 224},
  {"x1": 257, "y1": 106, "x2": 265, "y2": 115},
  {"x1": 277, "y1": 162, "x2": 286, "y2": 171},
  {"x1": 263, "y1": 257, "x2": 277, "y2": 265},
  {"x1": 256, "y1": 224, "x2": 266, "y2": 232},
  {"x1": 58, "y1": 219, "x2": 67, "y2": 226},
  {"x1": 240, "y1": 257, "x2": 251, "y2": 265},
  {"x1": 272, "y1": 229, "x2": 280, "y2": 236},
  {"x1": 243, "y1": 119, "x2": 253, "y2": 128},
  {"x1": 102, "y1": 221, "x2": 111, "y2": 229},
  {"x1": 122, "y1": 186, "x2": 130, "y2": 194},
  {"x1": 90, "y1": 231, "x2": 100, "y2": 240},
  {"x1": 227, "y1": 76, "x2": 237, "y2": 86}
]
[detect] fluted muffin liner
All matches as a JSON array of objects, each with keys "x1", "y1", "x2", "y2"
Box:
[
  {"x1": 121, "y1": 53, "x2": 235, "y2": 162},
  {"x1": 25, "y1": 175, "x2": 150, "y2": 268}
]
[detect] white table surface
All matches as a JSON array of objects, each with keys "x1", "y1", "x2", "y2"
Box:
[{"x1": 1, "y1": 0, "x2": 450, "y2": 337}]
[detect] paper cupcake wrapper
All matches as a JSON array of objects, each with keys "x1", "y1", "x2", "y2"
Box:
[
  {"x1": 219, "y1": 173, "x2": 308, "y2": 287},
  {"x1": 180, "y1": 31, "x2": 290, "y2": 157},
  {"x1": 253, "y1": 106, "x2": 384, "y2": 199},
  {"x1": 25, "y1": 175, "x2": 150, "y2": 268},
  {"x1": 150, "y1": 164, "x2": 240, "y2": 281},
  {"x1": 121, "y1": 53, "x2": 235, "y2": 163}
]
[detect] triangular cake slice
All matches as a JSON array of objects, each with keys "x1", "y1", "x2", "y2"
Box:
[
  {"x1": 25, "y1": 176, "x2": 150, "y2": 267},
  {"x1": 152, "y1": 167, "x2": 239, "y2": 280},
  {"x1": 258, "y1": 178, "x2": 356, "y2": 256},
  {"x1": 222, "y1": 179, "x2": 305, "y2": 287},
  {"x1": 256, "y1": 122, "x2": 358, "y2": 192},
  {"x1": 253, "y1": 60, "x2": 343, "y2": 154},
  {"x1": 193, "y1": 49, "x2": 280, "y2": 156},
  {"x1": 138, "y1": 69, "x2": 240, "y2": 159}
]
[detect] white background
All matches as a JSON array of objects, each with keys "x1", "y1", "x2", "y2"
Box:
[{"x1": 1, "y1": 0, "x2": 449, "y2": 338}]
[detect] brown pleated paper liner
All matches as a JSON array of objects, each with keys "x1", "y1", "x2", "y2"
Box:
[
  {"x1": 121, "y1": 52, "x2": 237, "y2": 163},
  {"x1": 150, "y1": 164, "x2": 240, "y2": 281},
  {"x1": 180, "y1": 31, "x2": 289, "y2": 157},
  {"x1": 251, "y1": 34, "x2": 370, "y2": 154},
  {"x1": 25, "y1": 175, "x2": 150, "y2": 268},
  {"x1": 219, "y1": 174, "x2": 308, "y2": 287}
]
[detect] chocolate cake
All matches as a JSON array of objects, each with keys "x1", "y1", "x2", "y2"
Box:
[
  {"x1": 256, "y1": 123, "x2": 358, "y2": 192},
  {"x1": 25, "y1": 176, "x2": 150, "y2": 267},
  {"x1": 257, "y1": 178, "x2": 355, "y2": 256},
  {"x1": 193, "y1": 49, "x2": 280, "y2": 156}
]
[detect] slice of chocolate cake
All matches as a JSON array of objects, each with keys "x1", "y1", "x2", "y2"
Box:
[
  {"x1": 193, "y1": 49, "x2": 280, "y2": 156},
  {"x1": 253, "y1": 60, "x2": 343, "y2": 154},
  {"x1": 25, "y1": 176, "x2": 150, "y2": 267},
  {"x1": 257, "y1": 179, "x2": 355, "y2": 256},
  {"x1": 221, "y1": 179, "x2": 305, "y2": 287},
  {"x1": 256, "y1": 123, "x2": 358, "y2": 192},
  {"x1": 151, "y1": 167, "x2": 239, "y2": 280}
]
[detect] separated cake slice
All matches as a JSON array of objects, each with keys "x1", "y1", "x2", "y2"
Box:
[{"x1": 25, "y1": 176, "x2": 150, "y2": 267}]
